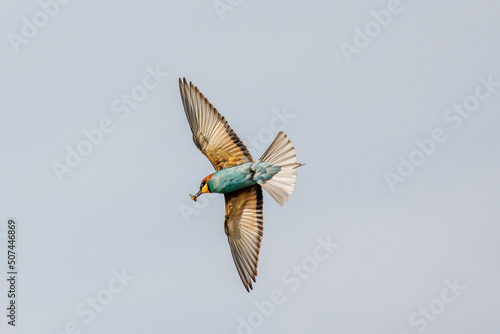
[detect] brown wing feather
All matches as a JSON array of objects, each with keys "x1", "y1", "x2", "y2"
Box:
[
  {"x1": 179, "y1": 78, "x2": 253, "y2": 171},
  {"x1": 224, "y1": 185, "x2": 263, "y2": 292}
]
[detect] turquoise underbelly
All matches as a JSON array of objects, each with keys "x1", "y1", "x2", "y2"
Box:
[
  {"x1": 209, "y1": 164, "x2": 256, "y2": 193},
  {"x1": 208, "y1": 162, "x2": 281, "y2": 194}
]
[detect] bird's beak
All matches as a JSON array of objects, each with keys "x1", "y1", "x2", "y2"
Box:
[
  {"x1": 190, "y1": 184, "x2": 210, "y2": 202},
  {"x1": 190, "y1": 189, "x2": 203, "y2": 202}
]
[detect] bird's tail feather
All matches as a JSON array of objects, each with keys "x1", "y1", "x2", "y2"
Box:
[{"x1": 258, "y1": 132, "x2": 303, "y2": 206}]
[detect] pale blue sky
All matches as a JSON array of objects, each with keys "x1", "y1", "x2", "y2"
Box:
[{"x1": 1, "y1": 1, "x2": 499, "y2": 333}]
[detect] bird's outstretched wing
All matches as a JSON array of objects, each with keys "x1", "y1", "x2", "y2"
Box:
[
  {"x1": 179, "y1": 78, "x2": 253, "y2": 171},
  {"x1": 224, "y1": 185, "x2": 263, "y2": 292}
]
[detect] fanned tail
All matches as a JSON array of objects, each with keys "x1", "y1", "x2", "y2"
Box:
[{"x1": 258, "y1": 132, "x2": 303, "y2": 206}]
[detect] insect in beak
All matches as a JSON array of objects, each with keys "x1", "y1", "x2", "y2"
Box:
[{"x1": 190, "y1": 189, "x2": 203, "y2": 202}]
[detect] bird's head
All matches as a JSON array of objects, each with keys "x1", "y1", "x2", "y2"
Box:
[{"x1": 190, "y1": 173, "x2": 213, "y2": 202}]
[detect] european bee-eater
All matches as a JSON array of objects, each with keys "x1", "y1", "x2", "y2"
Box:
[{"x1": 179, "y1": 78, "x2": 303, "y2": 292}]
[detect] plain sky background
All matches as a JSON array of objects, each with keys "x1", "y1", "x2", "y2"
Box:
[{"x1": 1, "y1": 1, "x2": 499, "y2": 333}]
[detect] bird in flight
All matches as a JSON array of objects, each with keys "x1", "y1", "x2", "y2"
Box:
[{"x1": 179, "y1": 78, "x2": 303, "y2": 292}]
